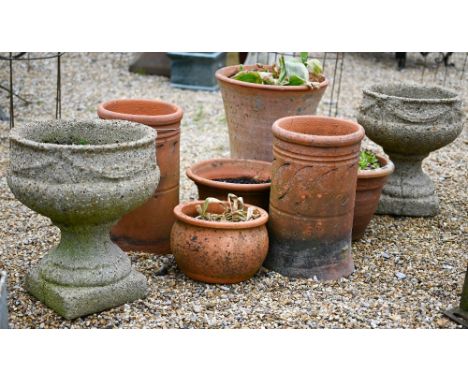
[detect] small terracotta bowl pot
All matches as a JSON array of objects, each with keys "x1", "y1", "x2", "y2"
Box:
[
  {"x1": 186, "y1": 158, "x2": 272, "y2": 211},
  {"x1": 352, "y1": 154, "x2": 395, "y2": 241},
  {"x1": 171, "y1": 200, "x2": 269, "y2": 284}
]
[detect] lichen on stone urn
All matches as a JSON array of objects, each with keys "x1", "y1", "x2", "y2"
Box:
[
  {"x1": 358, "y1": 82, "x2": 464, "y2": 217},
  {"x1": 7, "y1": 120, "x2": 160, "y2": 319}
]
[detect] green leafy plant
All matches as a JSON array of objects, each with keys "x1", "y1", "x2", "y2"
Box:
[
  {"x1": 195, "y1": 193, "x2": 261, "y2": 222},
  {"x1": 359, "y1": 150, "x2": 381, "y2": 170},
  {"x1": 232, "y1": 53, "x2": 324, "y2": 88}
]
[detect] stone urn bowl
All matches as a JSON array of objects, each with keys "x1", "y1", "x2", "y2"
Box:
[
  {"x1": 7, "y1": 120, "x2": 160, "y2": 319},
  {"x1": 358, "y1": 83, "x2": 463, "y2": 216}
]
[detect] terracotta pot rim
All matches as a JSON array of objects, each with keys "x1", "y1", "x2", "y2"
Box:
[
  {"x1": 186, "y1": 158, "x2": 271, "y2": 191},
  {"x1": 363, "y1": 83, "x2": 459, "y2": 104},
  {"x1": 97, "y1": 98, "x2": 183, "y2": 126},
  {"x1": 272, "y1": 115, "x2": 365, "y2": 147},
  {"x1": 10, "y1": 120, "x2": 156, "y2": 152},
  {"x1": 215, "y1": 64, "x2": 329, "y2": 92},
  {"x1": 358, "y1": 154, "x2": 395, "y2": 179},
  {"x1": 173, "y1": 200, "x2": 268, "y2": 229}
]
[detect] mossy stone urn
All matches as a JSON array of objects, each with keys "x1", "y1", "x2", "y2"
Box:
[
  {"x1": 7, "y1": 120, "x2": 160, "y2": 319},
  {"x1": 358, "y1": 83, "x2": 463, "y2": 216}
]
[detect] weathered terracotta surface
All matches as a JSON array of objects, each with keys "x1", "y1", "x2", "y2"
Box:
[
  {"x1": 186, "y1": 158, "x2": 271, "y2": 210},
  {"x1": 98, "y1": 99, "x2": 183, "y2": 254},
  {"x1": 171, "y1": 201, "x2": 269, "y2": 284},
  {"x1": 265, "y1": 116, "x2": 364, "y2": 280},
  {"x1": 216, "y1": 65, "x2": 328, "y2": 162},
  {"x1": 352, "y1": 155, "x2": 394, "y2": 241}
]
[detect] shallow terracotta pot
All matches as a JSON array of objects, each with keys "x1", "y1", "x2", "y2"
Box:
[
  {"x1": 97, "y1": 98, "x2": 183, "y2": 254},
  {"x1": 171, "y1": 200, "x2": 269, "y2": 284},
  {"x1": 216, "y1": 64, "x2": 328, "y2": 162},
  {"x1": 265, "y1": 115, "x2": 365, "y2": 281},
  {"x1": 186, "y1": 158, "x2": 271, "y2": 211},
  {"x1": 353, "y1": 154, "x2": 394, "y2": 241}
]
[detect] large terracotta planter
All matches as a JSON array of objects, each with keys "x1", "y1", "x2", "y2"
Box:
[
  {"x1": 98, "y1": 98, "x2": 183, "y2": 254},
  {"x1": 7, "y1": 120, "x2": 158, "y2": 319},
  {"x1": 171, "y1": 200, "x2": 269, "y2": 284},
  {"x1": 216, "y1": 64, "x2": 328, "y2": 162},
  {"x1": 186, "y1": 158, "x2": 271, "y2": 210},
  {"x1": 358, "y1": 83, "x2": 463, "y2": 216},
  {"x1": 264, "y1": 116, "x2": 365, "y2": 281},
  {"x1": 352, "y1": 154, "x2": 395, "y2": 241}
]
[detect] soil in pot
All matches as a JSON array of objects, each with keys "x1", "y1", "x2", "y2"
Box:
[{"x1": 212, "y1": 177, "x2": 270, "y2": 185}]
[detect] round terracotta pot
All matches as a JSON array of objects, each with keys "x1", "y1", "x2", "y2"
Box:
[
  {"x1": 265, "y1": 115, "x2": 365, "y2": 281},
  {"x1": 97, "y1": 98, "x2": 183, "y2": 254},
  {"x1": 216, "y1": 64, "x2": 328, "y2": 162},
  {"x1": 352, "y1": 154, "x2": 394, "y2": 241},
  {"x1": 171, "y1": 200, "x2": 269, "y2": 284},
  {"x1": 186, "y1": 158, "x2": 271, "y2": 211}
]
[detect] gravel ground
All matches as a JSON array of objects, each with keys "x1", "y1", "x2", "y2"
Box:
[{"x1": 0, "y1": 52, "x2": 466, "y2": 328}]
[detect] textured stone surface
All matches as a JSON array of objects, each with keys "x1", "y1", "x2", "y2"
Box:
[
  {"x1": 358, "y1": 82, "x2": 464, "y2": 216},
  {"x1": 7, "y1": 120, "x2": 160, "y2": 318}
]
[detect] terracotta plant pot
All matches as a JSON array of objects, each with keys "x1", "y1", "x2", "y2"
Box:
[
  {"x1": 171, "y1": 200, "x2": 269, "y2": 284},
  {"x1": 186, "y1": 158, "x2": 271, "y2": 210},
  {"x1": 216, "y1": 64, "x2": 328, "y2": 162},
  {"x1": 265, "y1": 115, "x2": 365, "y2": 281},
  {"x1": 98, "y1": 98, "x2": 183, "y2": 255},
  {"x1": 352, "y1": 154, "x2": 395, "y2": 241}
]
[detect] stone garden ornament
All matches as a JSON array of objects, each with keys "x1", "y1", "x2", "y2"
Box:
[
  {"x1": 7, "y1": 120, "x2": 160, "y2": 319},
  {"x1": 358, "y1": 82, "x2": 463, "y2": 216}
]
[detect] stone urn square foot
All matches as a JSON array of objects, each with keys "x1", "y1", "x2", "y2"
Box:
[
  {"x1": 377, "y1": 193, "x2": 439, "y2": 217},
  {"x1": 26, "y1": 267, "x2": 147, "y2": 320}
]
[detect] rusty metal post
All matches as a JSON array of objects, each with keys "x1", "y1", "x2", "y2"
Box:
[{"x1": 444, "y1": 265, "x2": 468, "y2": 328}]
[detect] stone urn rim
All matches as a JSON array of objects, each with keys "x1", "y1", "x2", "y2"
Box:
[
  {"x1": 362, "y1": 82, "x2": 460, "y2": 104},
  {"x1": 186, "y1": 158, "x2": 271, "y2": 192},
  {"x1": 215, "y1": 64, "x2": 329, "y2": 92},
  {"x1": 97, "y1": 98, "x2": 183, "y2": 127},
  {"x1": 174, "y1": 200, "x2": 269, "y2": 230},
  {"x1": 10, "y1": 119, "x2": 157, "y2": 153},
  {"x1": 358, "y1": 154, "x2": 395, "y2": 179},
  {"x1": 272, "y1": 115, "x2": 365, "y2": 147}
]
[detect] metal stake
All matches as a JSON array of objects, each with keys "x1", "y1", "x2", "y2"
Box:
[{"x1": 444, "y1": 265, "x2": 468, "y2": 328}]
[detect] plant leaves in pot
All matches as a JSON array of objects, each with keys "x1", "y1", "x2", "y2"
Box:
[
  {"x1": 216, "y1": 53, "x2": 329, "y2": 162},
  {"x1": 353, "y1": 150, "x2": 395, "y2": 241}
]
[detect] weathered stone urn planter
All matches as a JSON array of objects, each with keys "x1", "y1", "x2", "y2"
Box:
[
  {"x1": 358, "y1": 83, "x2": 463, "y2": 216},
  {"x1": 216, "y1": 64, "x2": 328, "y2": 162},
  {"x1": 7, "y1": 120, "x2": 160, "y2": 319},
  {"x1": 0, "y1": 270, "x2": 9, "y2": 329},
  {"x1": 98, "y1": 98, "x2": 183, "y2": 255},
  {"x1": 265, "y1": 116, "x2": 364, "y2": 281},
  {"x1": 353, "y1": 154, "x2": 394, "y2": 241},
  {"x1": 186, "y1": 158, "x2": 271, "y2": 211},
  {"x1": 171, "y1": 200, "x2": 269, "y2": 284}
]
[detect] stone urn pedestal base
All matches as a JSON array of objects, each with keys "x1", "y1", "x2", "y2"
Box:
[
  {"x1": 27, "y1": 269, "x2": 146, "y2": 320},
  {"x1": 25, "y1": 223, "x2": 147, "y2": 320},
  {"x1": 377, "y1": 153, "x2": 438, "y2": 216}
]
